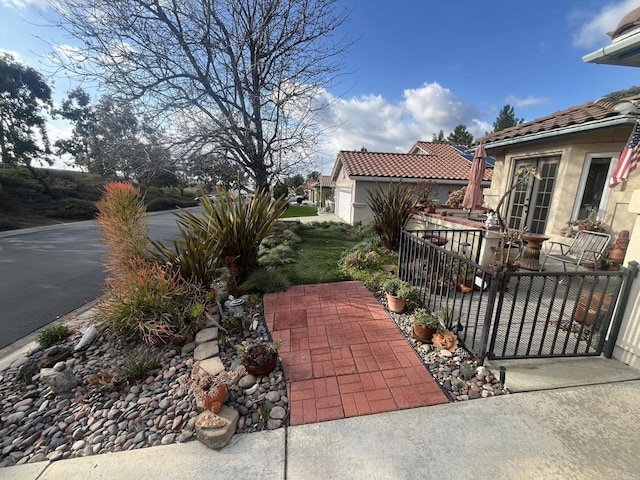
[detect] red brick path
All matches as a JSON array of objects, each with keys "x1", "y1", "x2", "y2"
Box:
[{"x1": 264, "y1": 281, "x2": 448, "y2": 425}]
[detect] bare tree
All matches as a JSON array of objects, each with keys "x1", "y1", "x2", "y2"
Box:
[{"x1": 48, "y1": 0, "x2": 350, "y2": 189}]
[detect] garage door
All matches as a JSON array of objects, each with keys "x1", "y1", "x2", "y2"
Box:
[{"x1": 338, "y1": 188, "x2": 351, "y2": 223}]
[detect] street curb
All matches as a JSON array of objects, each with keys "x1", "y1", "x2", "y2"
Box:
[
  {"x1": 0, "y1": 297, "x2": 102, "y2": 371},
  {"x1": 0, "y1": 206, "x2": 202, "y2": 238}
]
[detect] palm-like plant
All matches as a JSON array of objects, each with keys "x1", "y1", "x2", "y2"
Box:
[
  {"x1": 193, "y1": 188, "x2": 289, "y2": 279},
  {"x1": 367, "y1": 182, "x2": 417, "y2": 251}
]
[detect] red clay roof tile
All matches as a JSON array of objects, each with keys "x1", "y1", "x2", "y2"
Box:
[
  {"x1": 478, "y1": 95, "x2": 640, "y2": 144},
  {"x1": 335, "y1": 142, "x2": 492, "y2": 182}
]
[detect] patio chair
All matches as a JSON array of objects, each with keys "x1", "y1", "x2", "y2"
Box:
[{"x1": 540, "y1": 230, "x2": 611, "y2": 272}]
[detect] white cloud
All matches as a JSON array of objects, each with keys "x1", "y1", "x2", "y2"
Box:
[
  {"x1": 317, "y1": 82, "x2": 491, "y2": 156},
  {"x1": 0, "y1": 49, "x2": 22, "y2": 61},
  {"x1": 572, "y1": 0, "x2": 640, "y2": 48},
  {"x1": 505, "y1": 95, "x2": 548, "y2": 109},
  {"x1": 2, "y1": 0, "x2": 48, "y2": 8},
  {"x1": 52, "y1": 44, "x2": 87, "y2": 63}
]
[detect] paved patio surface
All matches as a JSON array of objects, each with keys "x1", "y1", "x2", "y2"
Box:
[{"x1": 264, "y1": 282, "x2": 448, "y2": 425}]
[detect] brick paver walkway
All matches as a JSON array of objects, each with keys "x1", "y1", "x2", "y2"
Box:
[{"x1": 264, "y1": 281, "x2": 448, "y2": 425}]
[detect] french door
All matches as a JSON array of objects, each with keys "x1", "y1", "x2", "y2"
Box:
[{"x1": 507, "y1": 156, "x2": 559, "y2": 234}]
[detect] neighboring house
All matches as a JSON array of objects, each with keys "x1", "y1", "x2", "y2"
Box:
[
  {"x1": 330, "y1": 142, "x2": 493, "y2": 225},
  {"x1": 303, "y1": 175, "x2": 335, "y2": 205}
]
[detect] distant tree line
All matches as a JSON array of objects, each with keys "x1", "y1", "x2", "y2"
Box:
[{"x1": 430, "y1": 103, "x2": 525, "y2": 145}]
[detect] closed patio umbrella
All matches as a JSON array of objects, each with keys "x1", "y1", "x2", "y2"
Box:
[{"x1": 462, "y1": 144, "x2": 487, "y2": 210}]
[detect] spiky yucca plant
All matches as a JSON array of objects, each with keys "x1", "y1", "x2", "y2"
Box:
[
  {"x1": 178, "y1": 188, "x2": 288, "y2": 280},
  {"x1": 151, "y1": 213, "x2": 223, "y2": 287},
  {"x1": 367, "y1": 182, "x2": 417, "y2": 251}
]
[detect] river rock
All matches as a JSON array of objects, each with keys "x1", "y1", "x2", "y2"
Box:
[
  {"x1": 74, "y1": 325, "x2": 98, "y2": 351},
  {"x1": 238, "y1": 374, "x2": 257, "y2": 389},
  {"x1": 194, "y1": 341, "x2": 219, "y2": 361},
  {"x1": 40, "y1": 368, "x2": 79, "y2": 393},
  {"x1": 195, "y1": 328, "x2": 218, "y2": 344}
]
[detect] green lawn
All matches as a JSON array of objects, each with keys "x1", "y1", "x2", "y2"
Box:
[
  {"x1": 276, "y1": 224, "x2": 359, "y2": 285},
  {"x1": 281, "y1": 204, "x2": 318, "y2": 218}
]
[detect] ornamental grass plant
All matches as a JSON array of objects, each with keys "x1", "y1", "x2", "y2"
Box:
[
  {"x1": 367, "y1": 181, "x2": 417, "y2": 251},
  {"x1": 95, "y1": 182, "x2": 150, "y2": 275},
  {"x1": 182, "y1": 188, "x2": 288, "y2": 281},
  {"x1": 100, "y1": 259, "x2": 208, "y2": 345}
]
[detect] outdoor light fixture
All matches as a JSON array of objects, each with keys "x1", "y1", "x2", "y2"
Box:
[
  {"x1": 229, "y1": 298, "x2": 246, "y2": 317},
  {"x1": 499, "y1": 366, "x2": 506, "y2": 387},
  {"x1": 460, "y1": 242, "x2": 471, "y2": 257}
]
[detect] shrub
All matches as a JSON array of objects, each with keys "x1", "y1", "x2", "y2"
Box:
[
  {"x1": 37, "y1": 324, "x2": 75, "y2": 349},
  {"x1": 146, "y1": 197, "x2": 198, "y2": 212},
  {"x1": 47, "y1": 198, "x2": 98, "y2": 219},
  {"x1": 272, "y1": 183, "x2": 288, "y2": 200},
  {"x1": 239, "y1": 268, "x2": 291, "y2": 294},
  {"x1": 367, "y1": 182, "x2": 417, "y2": 251},
  {"x1": 100, "y1": 260, "x2": 208, "y2": 345},
  {"x1": 151, "y1": 212, "x2": 223, "y2": 287},
  {"x1": 259, "y1": 244, "x2": 296, "y2": 267},
  {"x1": 96, "y1": 182, "x2": 150, "y2": 275},
  {"x1": 193, "y1": 188, "x2": 289, "y2": 280},
  {"x1": 118, "y1": 347, "x2": 161, "y2": 380}
]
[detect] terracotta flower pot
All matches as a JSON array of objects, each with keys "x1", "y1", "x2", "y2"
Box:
[
  {"x1": 203, "y1": 384, "x2": 228, "y2": 414},
  {"x1": 242, "y1": 344, "x2": 278, "y2": 375},
  {"x1": 412, "y1": 323, "x2": 437, "y2": 343},
  {"x1": 574, "y1": 293, "x2": 612, "y2": 326},
  {"x1": 386, "y1": 293, "x2": 406, "y2": 313}
]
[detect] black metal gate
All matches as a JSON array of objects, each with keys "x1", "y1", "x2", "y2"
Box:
[{"x1": 398, "y1": 229, "x2": 638, "y2": 364}]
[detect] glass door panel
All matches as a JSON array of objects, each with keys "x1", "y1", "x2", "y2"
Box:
[{"x1": 507, "y1": 157, "x2": 558, "y2": 234}]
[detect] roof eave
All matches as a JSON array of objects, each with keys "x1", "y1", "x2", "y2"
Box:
[
  {"x1": 349, "y1": 175, "x2": 490, "y2": 186},
  {"x1": 583, "y1": 29, "x2": 640, "y2": 66},
  {"x1": 482, "y1": 115, "x2": 637, "y2": 150}
]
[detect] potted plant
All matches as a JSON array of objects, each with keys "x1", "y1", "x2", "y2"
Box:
[
  {"x1": 429, "y1": 306, "x2": 458, "y2": 351},
  {"x1": 446, "y1": 187, "x2": 466, "y2": 209},
  {"x1": 191, "y1": 363, "x2": 245, "y2": 414},
  {"x1": 412, "y1": 308, "x2": 441, "y2": 343},
  {"x1": 383, "y1": 277, "x2": 418, "y2": 313},
  {"x1": 238, "y1": 340, "x2": 282, "y2": 375},
  {"x1": 414, "y1": 180, "x2": 437, "y2": 213}
]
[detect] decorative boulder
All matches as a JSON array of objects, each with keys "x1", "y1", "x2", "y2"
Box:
[{"x1": 40, "y1": 367, "x2": 79, "y2": 393}]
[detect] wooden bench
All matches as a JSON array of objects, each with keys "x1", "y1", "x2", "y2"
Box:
[{"x1": 540, "y1": 230, "x2": 611, "y2": 271}]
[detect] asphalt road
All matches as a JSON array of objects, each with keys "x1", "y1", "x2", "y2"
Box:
[{"x1": 0, "y1": 209, "x2": 191, "y2": 350}]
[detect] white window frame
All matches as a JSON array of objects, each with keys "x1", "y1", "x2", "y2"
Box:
[{"x1": 572, "y1": 152, "x2": 618, "y2": 221}]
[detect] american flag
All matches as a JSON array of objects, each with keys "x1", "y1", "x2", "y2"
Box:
[{"x1": 610, "y1": 120, "x2": 640, "y2": 188}]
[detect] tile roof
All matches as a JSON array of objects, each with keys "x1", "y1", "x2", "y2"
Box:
[
  {"x1": 333, "y1": 142, "x2": 493, "y2": 182},
  {"x1": 304, "y1": 175, "x2": 335, "y2": 189},
  {"x1": 319, "y1": 175, "x2": 335, "y2": 188},
  {"x1": 478, "y1": 96, "x2": 640, "y2": 144}
]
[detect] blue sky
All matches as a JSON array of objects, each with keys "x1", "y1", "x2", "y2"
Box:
[{"x1": 2, "y1": 0, "x2": 640, "y2": 169}]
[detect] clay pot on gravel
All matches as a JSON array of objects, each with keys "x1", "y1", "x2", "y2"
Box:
[
  {"x1": 241, "y1": 343, "x2": 279, "y2": 375},
  {"x1": 386, "y1": 294, "x2": 406, "y2": 314},
  {"x1": 412, "y1": 308, "x2": 440, "y2": 343},
  {"x1": 203, "y1": 384, "x2": 228, "y2": 413}
]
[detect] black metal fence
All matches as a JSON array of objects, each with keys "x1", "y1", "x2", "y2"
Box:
[{"x1": 398, "y1": 229, "x2": 638, "y2": 364}]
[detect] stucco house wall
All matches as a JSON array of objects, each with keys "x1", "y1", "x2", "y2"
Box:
[
  {"x1": 333, "y1": 163, "x2": 356, "y2": 224},
  {"x1": 483, "y1": 127, "x2": 637, "y2": 243},
  {"x1": 480, "y1": 110, "x2": 640, "y2": 370},
  {"x1": 331, "y1": 144, "x2": 492, "y2": 225}
]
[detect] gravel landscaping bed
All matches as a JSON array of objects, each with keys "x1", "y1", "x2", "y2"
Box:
[
  {"x1": 0, "y1": 301, "x2": 287, "y2": 468},
  {"x1": 378, "y1": 294, "x2": 510, "y2": 401},
  {"x1": 0, "y1": 287, "x2": 506, "y2": 468}
]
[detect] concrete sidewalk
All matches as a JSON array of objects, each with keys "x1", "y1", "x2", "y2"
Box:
[{"x1": 3, "y1": 380, "x2": 640, "y2": 479}]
